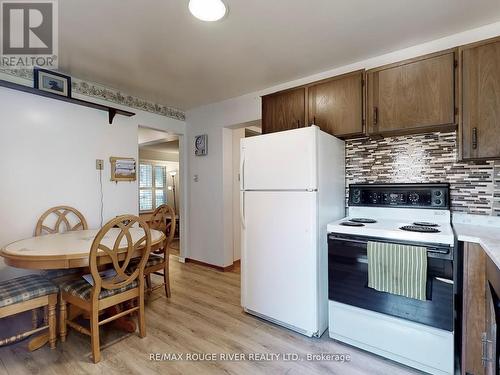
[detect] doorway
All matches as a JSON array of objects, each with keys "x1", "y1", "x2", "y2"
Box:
[
  {"x1": 223, "y1": 120, "x2": 261, "y2": 266},
  {"x1": 138, "y1": 127, "x2": 182, "y2": 257}
]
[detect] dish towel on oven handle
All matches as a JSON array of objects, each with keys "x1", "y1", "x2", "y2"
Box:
[{"x1": 367, "y1": 241, "x2": 427, "y2": 301}]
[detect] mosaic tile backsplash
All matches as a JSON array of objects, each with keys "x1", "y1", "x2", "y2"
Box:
[{"x1": 346, "y1": 131, "x2": 500, "y2": 216}]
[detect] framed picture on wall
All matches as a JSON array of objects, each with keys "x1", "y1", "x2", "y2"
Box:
[
  {"x1": 34, "y1": 68, "x2": 72, "y2": 98},
  {"x1": 110, "y1": 157, "x2": 136, "y2": 182},
  {"x1": 195, "y1": 134, "x2": 208, "y2": 156}
]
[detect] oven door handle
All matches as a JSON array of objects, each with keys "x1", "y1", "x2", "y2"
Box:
[
  {"x1": 427, "y1": 247, "x2": 450, "y2": 255},
  {"x1": 329, "y1": 236, "x2": 451, "y2": 255},
  {"x1": 328, "y1": 236, "x2": 367, "y2": 245}
]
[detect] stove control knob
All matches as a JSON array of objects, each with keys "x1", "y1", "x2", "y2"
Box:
[
  {"x1": 351, "y1": 189, "x2": 361, "y2": 204},
  {"x1": 409, "y1": 193, "x2": 419, "y2": 203},
  {"x1": 434, "y1": 190, "x2": 442, "y2": 197},
  {"x1": 434, "y1": 199, "x2": 443, "y2": 206}
]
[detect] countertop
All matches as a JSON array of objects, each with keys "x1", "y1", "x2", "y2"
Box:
[{"x1": 453, "y1": 214, "x2": 500, "y2": 269}]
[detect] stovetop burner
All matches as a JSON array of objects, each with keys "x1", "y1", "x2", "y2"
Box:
[
  {"x1": 350, "y1": 218, "x2": 377, "y2": 224},
  {"x1": 341, "y1": 221, "x2": 365, "y2": 227},
  {"x1": 400, "y1": 225, "x2": 441, "y2": 233},
  {"x1": 413, "y1": 222, "x2": 439, "y2": 227}
]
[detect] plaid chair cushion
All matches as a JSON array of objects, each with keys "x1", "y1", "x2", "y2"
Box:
[
  {"x1": 58, "y1": 277, "x2": 138, "y2": 300},
  {"x1": 0, "y1": 274, "x2": 58, "y2": 308},
  {"x1": 41, "y1": 268, "x2": 82, "y2": 280},
  {"x1": 128, "y1": 254, "x2": 164, "y2": 271}
]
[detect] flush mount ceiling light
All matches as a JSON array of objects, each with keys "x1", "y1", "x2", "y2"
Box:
[{"x1": 188, "y1": 0, "x2": 227, "y2": 22}]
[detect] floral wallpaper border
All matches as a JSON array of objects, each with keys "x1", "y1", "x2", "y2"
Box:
[{"x1": 0, "y1": 68, "x2": 185, "y2": 121}]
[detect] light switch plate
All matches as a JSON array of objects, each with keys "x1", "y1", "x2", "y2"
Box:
[{"x1": 96, "y1": 159, "x2": 104, "y2": 170}]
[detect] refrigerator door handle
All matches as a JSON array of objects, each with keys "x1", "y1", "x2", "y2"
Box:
[
  {"x1": 240, "y1": 148, "x2": 245, "y2": 190},
  {"x1": 240, "y1": 191, "x2": 246, "y2": 228}
]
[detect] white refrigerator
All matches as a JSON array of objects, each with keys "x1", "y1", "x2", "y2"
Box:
[{"x1": 240, "y1": 125, "x2": 345, "y2": 337}]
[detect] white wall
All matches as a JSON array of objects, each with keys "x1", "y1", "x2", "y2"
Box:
[
  {"x1": 0, "y1": 78, "x2": 187, "y2": 281},
  {"x1": 232, "y1": 128, "x2": 246, "y2": 262},
  {"x1": 186, "y1": 21, "x2": 500, "y2": 267},
  {"x1": 186, "y1": 100, "x2": 259, "y2": 267},
  {"x1": 222, "y1": 128, "x2": 234, "y2": 266}
]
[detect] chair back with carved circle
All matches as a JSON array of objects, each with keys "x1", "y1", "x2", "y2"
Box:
[
  {"x1": 35, "y1": 206, "x2": 88, "y2": 236},
  {"x1": 149, "y1": 204, "x2": 176, "y2": 250},
  {"x1": 89, "y1": 215, "x2": 151, "y2": 298}
]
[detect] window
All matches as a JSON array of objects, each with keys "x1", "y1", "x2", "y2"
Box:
[{"x1": 139, "y1": 162, "x2": 167, "y2": 212}]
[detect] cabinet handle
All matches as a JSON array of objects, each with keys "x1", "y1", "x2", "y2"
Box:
[
  {"x1": 313, "y1": 116, "x2": 316, "y2": 125},
  {"x1": 373, "y1": 107, "x2": 378, "y2": 126},
  {"x1": 297, "y1": 120, "x2": 300, "y2": 128},
  {"x1": 472, "y1": 127, "x2": 478, "y2": 150},
  {"x1": 481, "y1": 332, "x2": 494, "y2": 367}
]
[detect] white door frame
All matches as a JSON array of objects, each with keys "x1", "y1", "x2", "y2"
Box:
[{"x1": 138, "y1": 126, "x2": 188, "y2": 261}]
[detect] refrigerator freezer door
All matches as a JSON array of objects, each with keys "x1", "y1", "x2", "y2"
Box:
[
  {"x1": 241, "y1": 191, "x2": 318, "y2": 335},
  {"x1": 241, "y1": 127, "x2": 317, "y2": 191}
]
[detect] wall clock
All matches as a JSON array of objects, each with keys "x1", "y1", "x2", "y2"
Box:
[{"x1": 194, "y1": 134, "x2": 208, "y2": 156}]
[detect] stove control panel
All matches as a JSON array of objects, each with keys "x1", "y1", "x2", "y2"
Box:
[{"x1": 349, "y1": 183, "x2": 449, "y2": 209}]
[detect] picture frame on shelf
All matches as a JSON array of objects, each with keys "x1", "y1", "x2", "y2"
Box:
[{"x1": 34, "y1": 68, "x2": 72, "y2": 98}]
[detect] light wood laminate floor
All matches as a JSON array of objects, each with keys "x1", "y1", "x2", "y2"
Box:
[{"x1": 0, "y1": 260, "x2": 419, "y2": 375}]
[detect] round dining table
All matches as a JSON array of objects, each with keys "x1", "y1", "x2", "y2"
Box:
[
  {"x1": 0, "y1": 228, "x2": 166, "y2": 269},
  {"x1": 0, "y1": 228, "x2": 166, "y2": 351}
]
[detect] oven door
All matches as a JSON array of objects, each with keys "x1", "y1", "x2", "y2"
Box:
[{"x1": 328, "y1": 233, "x2": 454, "y2": 331}]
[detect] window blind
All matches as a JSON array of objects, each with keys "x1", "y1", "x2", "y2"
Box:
[{"x1": 139, "y1": 162, "x2": 168, "y2": 212}]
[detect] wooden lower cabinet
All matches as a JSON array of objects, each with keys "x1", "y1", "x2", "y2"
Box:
[
  {"x1": 462, "y1": 242, "x2": 487, "y2": 375},
  {"x1": 460, "y1": 36, "x2": 500, "y2": 160},
  {"x1": 462, "y1": 242, "x2": 499, "y2": 375}
]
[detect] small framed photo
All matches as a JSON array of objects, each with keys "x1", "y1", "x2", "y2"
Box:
[{"x1": 34, "y1": 68, "x2": 72, "y2": 98}]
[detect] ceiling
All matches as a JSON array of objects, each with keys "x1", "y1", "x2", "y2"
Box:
[
  {"x1": 59, "y1": 0, "x2": 500, "y2": 110},
  {"x1": 140, "y1": 140, "x2": 179, "y2": 154},
  {"x1": 138, "y1": 127, "x2": 178, "y2": 145}
]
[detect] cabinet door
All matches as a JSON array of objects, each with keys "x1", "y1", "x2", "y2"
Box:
[
  {"x1": 307, "y1": 70, "x2": 365, "y2": 138},
  {"x1": 367, "y1": 50, "x2": 456, "y2": 136},
  {"x1": 485, "y1": 284, "x2": 497, "y2": 375},
  {"x1": 262, "y1": 87, "x2": 306, "y2": 134},
  {"x1": 462, "y1": 242, "x2": 486, "y2": 375},
  {"x1": 460, "y1": 37, "x2": 500, "y2": 160}
]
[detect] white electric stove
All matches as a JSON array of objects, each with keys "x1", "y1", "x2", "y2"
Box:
[
  {"x1": 327, "y1": 206, "x2": 455, "y2": 246},
  {"x1": 327, "y1": 183, "x2": 455, "y2": 375}
]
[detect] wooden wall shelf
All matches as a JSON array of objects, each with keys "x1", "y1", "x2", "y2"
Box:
[{"x1": 0, "y1": 79, "x2": 135, "y2": 124}]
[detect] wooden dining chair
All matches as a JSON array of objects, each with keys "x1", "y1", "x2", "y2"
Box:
[
  {"x1": 142, "y1": 204, "x2": 176, "y2": 297},
  {"x1": 58, "y1": 215, "x2": 151, "y2": 363},
  {"x1": 35, "y1": 206, "x2": 88, "y2": 236},
  {"x1": 0, "y1": 274, "x2": 58, "y2": 350},
  {"x1": 34, "y1": 206, "x2": 89, "y2": 328}
]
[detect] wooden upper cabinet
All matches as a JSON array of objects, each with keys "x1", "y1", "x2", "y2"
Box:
[
  {"x1": 307, "y1": 70, "x2": 365, "y2": 138},
  {"x1": 261, "y1": 87, "x2": 306, "y2": 134},
  {"x1": 460, "y1": 36, "x2": 500, "y2": 160},
  {"x1": 367, "y1": 50, "x2": 457, "y2": 136}
]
